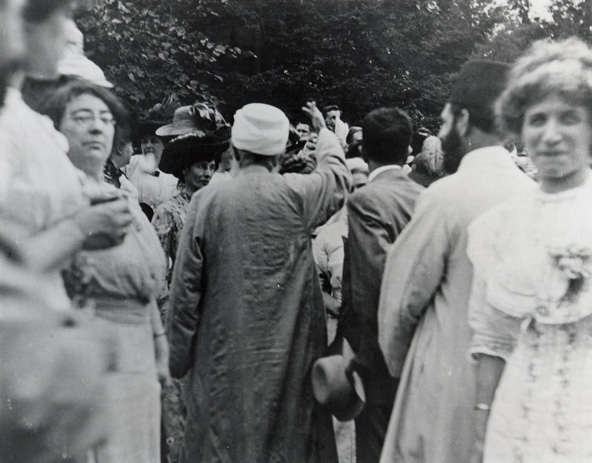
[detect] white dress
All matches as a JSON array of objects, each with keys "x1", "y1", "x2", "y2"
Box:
[
  {"x1": 468, "y1": 172, "x2": 592, "y2": 463},
  {"x1": 124, "y1": 155, "x2": 178, "y2": 212},
  {"x1": 0, "y1": 87, "x2": 88, "y2": 311}
]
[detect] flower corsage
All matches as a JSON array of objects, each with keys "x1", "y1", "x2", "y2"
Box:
[{"x1": 548, "y1": 245, "x2": 592, "y2": 303}]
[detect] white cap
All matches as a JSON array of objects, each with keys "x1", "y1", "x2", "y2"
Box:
[
  {"x1": 231, "y1": 103, "x2": 289, "y2": 156},
  {"x1": 58, "y1": 52, "x2": 114, "y2": 88},
  {"x1": 58, "y1": 19, "x2": 113, "y2": 88}
]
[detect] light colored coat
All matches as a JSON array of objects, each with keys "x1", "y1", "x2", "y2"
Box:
[{"x1": 377, "y1": 147, "x2": 534, "y2": 463}]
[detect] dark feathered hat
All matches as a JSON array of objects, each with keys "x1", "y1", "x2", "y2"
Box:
[
  {"x1": 159, "y1": 102, "x2": 231, "y2": 180},
  {"x1": 135, "y1": 94, "x2": 182, "y2": 142}
]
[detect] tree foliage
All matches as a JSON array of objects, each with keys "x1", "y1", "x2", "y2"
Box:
[{"x1": 77, "y1": 0, "x2": 592, "y2": 129}]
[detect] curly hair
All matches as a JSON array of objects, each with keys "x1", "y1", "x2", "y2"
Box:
[{"x1": 497, "y1": 37, "x2": 592, "y2": 137}]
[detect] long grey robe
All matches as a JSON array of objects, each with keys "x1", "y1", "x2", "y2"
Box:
[
  {"x1": 377, "y1": 147, "x2": 534, "y2": 463},
  {"x1": 167, "y1": 128, "x2": 351, "y2": 463}
]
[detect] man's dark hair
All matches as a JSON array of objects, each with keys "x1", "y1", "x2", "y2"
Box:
[
  {"x1": 323, "y1": 105, "x2": 340, "y2": 114},
  {"x1": 450, "y1": 102, "x2": 498, "y2": 135},
  {"x1": 362, "y1": 108, "x2": 412, "y2": 165}
]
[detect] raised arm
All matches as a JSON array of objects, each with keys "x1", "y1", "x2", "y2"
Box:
[{"x1": 284, "y1": 102, "x2": 352, "y2": 230}]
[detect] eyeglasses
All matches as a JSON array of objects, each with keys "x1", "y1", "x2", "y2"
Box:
[{"x1": 67, "y1": 113, "x2": 117, "y2": 128}]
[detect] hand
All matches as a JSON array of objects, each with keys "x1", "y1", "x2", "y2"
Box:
[
  {"x1": 471, "y1": 409, "x2": 488, "y2": 463},
  {"x1": 154, "y1": 334, "x2": 172, "y2": 388},
  {"x1": 73, "y1": 198, "x2": 133, "y2": 250},
  {"x1": 301, "y1": 101, "x2": 326, "y2": 133}
]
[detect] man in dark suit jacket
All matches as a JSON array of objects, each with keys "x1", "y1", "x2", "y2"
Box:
[{"x1": 340, "y1": 108, "x2": 424, "y2": 463}]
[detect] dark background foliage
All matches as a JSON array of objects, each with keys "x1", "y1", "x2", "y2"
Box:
[{"x1": 76, "y1": 0, "x2": 590, "y2": 132}]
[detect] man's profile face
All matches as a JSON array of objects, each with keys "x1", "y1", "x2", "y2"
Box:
[
  {"x1": 0, "y1": 0, "x2": 26, "y2": 105},
  {"x1": 325, "y1": 109, "x2": 341, "y2": 132},
  {"x1": 438, "y1": 103, "x2": 466, "y2": 174}
]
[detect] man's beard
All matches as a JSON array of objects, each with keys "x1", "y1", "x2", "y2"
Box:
[{"x1": 441, "y1": 124, "x2": 466, "y2": 174}]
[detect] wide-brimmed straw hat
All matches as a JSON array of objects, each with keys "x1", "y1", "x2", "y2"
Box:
[
  {"x1": 156, "y1": 103, "x2": 228, "y2": 137},
  {"x1": 311, "y1": 339, "x2": 366, "y2": 422}
]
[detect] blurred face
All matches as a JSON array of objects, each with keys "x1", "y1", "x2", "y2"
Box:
[
  {"x1": 325, "y1": 109, "x2": 340, "y2": 131},
  {"x1": 60, "y1": 93, "x2": 116, "y2": 177},
  {"x1": 184, "y1": 159, "x2": 216, "y2": 192},
  {"x1": 24, "y1": 5, "x2": 71, "y2": 79},
  {"x1": 352, "y1": 171, "x2": 368, "y2": 190},
  {"x1": 141, "y1": 135, "x2": 164, "y2": 161},
  {"x1": 0, "y1": 0, "x2": 25, "y2": 103},
  {"x1": 296, "y1": 123, "x2": 310, "y2": 140},
  {"x1": 438, "y1": 103, "x2": 467, "y2": 174},
  {"x1": 523, "y1": 94, "x2": 591, "y2": 192},
  {"x1": 218, "y1": 146, "x2": 233, "y2": 173},
  {"x1": 112, "y1": 141, "x2": 133, "y2": 168}
]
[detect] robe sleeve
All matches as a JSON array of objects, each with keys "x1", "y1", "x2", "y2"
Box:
[
  {"x1": 283, "y1": 128, "x2": 352, "y2": 230},
  {"x1": 166, "y1": 198, "x2": 204, "y2": 378},
  {"x1": 377, "y1": 190, "x2": 450, "y2": 377}
]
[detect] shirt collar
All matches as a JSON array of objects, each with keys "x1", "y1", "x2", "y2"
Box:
[
  {"x1": 457, "y1": 146, "x2": 516, "y2": 172},
  {"x1": 368, "y1": 164, "x2": 402, "y2": 183}
]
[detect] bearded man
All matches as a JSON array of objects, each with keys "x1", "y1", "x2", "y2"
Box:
[{"x1": 376, "y1": 60, "x2": 534, "y2": 463}]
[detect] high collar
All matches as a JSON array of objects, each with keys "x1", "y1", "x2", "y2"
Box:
[
  {"x1": 457, "y1": 146, "x2": 516, "y2": 172},
  {"x1": 368, "y1": 164, "x2": 403, "y2": 183},
  {"x1": 236, "y1": 164, "x2": 274, "y2": 177}
]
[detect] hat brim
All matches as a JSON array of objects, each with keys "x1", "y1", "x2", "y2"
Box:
[
  {"x1": 311, "y1": 353, "x2": 366, "y2": 422},
  {"x1": 156, "y1": 124, "x2": 208, "y2": 138},
  {"x1": 159, "y1": 134, "x2": 230, "y2": 179},
  {"x1": 135, "y1": 120, "x2": 166, "y2": 142}
]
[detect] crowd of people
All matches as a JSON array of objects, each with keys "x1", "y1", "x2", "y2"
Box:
[{"x1": 1, "y1": 1, "x2": 592, "y2": 463}]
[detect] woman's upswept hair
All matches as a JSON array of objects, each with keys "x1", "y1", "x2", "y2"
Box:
[
  {"x1": 497, "y1": 37, "x2": 592, "y2": 137},
  {"x1": 39, "y1": 79, "x2": 129, "y2": 138}
]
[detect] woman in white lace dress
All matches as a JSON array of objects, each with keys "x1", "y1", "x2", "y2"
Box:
[{"x1": 468, "y1": 38, "x2": 592, "y2": 463}]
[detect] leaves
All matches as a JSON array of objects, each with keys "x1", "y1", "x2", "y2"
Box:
[{"x1": 77, "y1": 0, "x2": 585, "y2": 130}]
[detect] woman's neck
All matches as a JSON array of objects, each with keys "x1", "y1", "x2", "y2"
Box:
[
  {"x1": 540, "y1": 168, "x2": 590, "y2": 194},
  {"x1": 73, "y1": 158, "x2": 105, "y2": 183}
]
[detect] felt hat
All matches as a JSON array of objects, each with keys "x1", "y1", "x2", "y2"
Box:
[
  {"x1": 156, "y1": 103, "x2": 228, "y2": 137},
  {"x1": 311, "y1": 340, "x2": 366, "y2": 422},
  {"x1": 231, "y1": 103, "x2": 289, "y2": 156},
  {"x1": 159, "y1": 127, "x2": 231, "y2": 180},
  {"x1": 448, "y1": 60, "x2": 510, "y2": 109}
]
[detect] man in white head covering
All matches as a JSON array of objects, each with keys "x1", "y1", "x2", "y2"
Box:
[{"x1": 167, "y1": 102, "x2": 352, "y2": 463}]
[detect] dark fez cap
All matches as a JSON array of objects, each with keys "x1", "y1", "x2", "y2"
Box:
[{"x1": 448, "y1": 60, "x2": 510, "y2": 108}]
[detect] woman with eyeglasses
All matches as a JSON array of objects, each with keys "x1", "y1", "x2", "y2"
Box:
[{"x1": 40, "y1": 80, "x2": 169, "y2": 463}]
